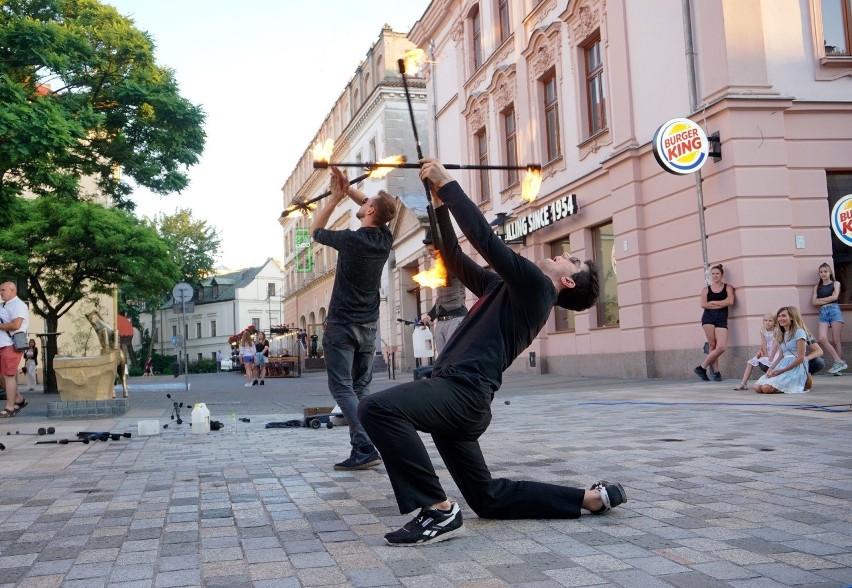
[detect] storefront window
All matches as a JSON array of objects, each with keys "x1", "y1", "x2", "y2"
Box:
[
  {"x1": 550, "y1": 239, "x2": 575, "y2": 331},
  {"x1": 593, "y1": 222, "x2": 619, "y2": 326},
  {"x1": 827, "y1": 172, "x2": 852, "y2": 303}
]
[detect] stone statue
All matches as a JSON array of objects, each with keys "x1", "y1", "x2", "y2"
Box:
[{"x1": 85, "y1": 311, "x2": 129, "y2": 398}]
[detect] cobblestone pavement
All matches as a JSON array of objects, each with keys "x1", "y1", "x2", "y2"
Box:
[{"x1": 1, "y1": 370, "x2": 850, "y2": 587}]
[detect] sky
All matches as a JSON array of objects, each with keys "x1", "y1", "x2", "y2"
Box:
[{"x1": 105, "y1": 0, "x2": 431, "y2": 270}]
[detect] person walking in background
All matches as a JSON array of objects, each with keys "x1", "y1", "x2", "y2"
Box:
[
  {"x1": 419, "y1": 230, "x2": 467, "y2": 357},
  {"x1": 811, "y1": 262, "x2": 846, "y2": 374},
  {"x1": 359, "y1": 159, "x2": 624, "y2": 547},
  {"x1": 255, "y1": 332, "x2": 269, "y2": 385},
  {"x1": 23, "y1": 338, "x2": 37, "y2": 390},
  {"x1": 734, "y1": 313, "x2": 776, "y2": 390},
  {"x1": 0, "y1": 281, "x2": 30, "y2": 418},
  {"x1": 754, "y1": 306, "x2": 809, "y2": 394},
  {"x1": 312, "y1": 165, "x2": 396, "y2": 471},
  {"x1": 239, "y1": 331, "x2": 256, "y2": 388},
  {"x1": 309, "y1": 332, "x2": 318, "y2": 358},
  {"x1": 297, "y1": 329, "x2": 307, "y2": 353},
  {"x1": 694, "y1": 264, "x2": 735, "y2": 382},
  {"x1": 215, "y1": 349, "x2": 222, "y2": 372},
  {"x1": 143, "y1": 357, "x2": 153, "y2": 376}
]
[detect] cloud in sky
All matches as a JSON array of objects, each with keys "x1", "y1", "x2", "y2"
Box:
[{"x1": 106, "y1": 0, "x2": 430, "y2": 269}]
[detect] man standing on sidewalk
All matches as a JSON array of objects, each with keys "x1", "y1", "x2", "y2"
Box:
[
  {"x1": 359, "y1": 159, "x2": 626, "y2": 546},
  {"x1": 312, "y1": 166, "x2": 396, "y2": 471},
  {"x1": 0, "y1": 281, "x2": 30, "y2": 418},
  {"x1": 418, "y1": 230, "x2": 467, "y2": 357}
]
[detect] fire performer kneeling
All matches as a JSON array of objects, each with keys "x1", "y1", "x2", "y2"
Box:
[
  {"x1": 359, "y1": 158, "x2": 626, "y2": 546},
  {"x1": 312, "y1": 166, "x2": 397, "y2": 471}
]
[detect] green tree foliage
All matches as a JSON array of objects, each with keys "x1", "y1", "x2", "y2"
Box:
[
  {"x1": 0, "y1": 196, "x2": 181, "y2": 392},
  {"x1": 152, "y1": 208, "x2": 221, "y2": 282},
  {"x1": 0, "y1": 0, "x2": 206, "y2": 208}
]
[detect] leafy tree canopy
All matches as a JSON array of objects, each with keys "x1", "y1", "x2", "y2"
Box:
[
  {"x1": 0, "y1": 195, "x2": 181, "y2": 323},
  {"x1": 151, "y1": 207, "x2": 221, "y2": 282},
  {"x1": 0, "y1": 0, "x2": 206, "y2": 208}
]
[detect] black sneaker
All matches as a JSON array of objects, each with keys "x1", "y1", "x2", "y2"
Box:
[
  {"x1": 334, "y1": 449, "x2": 382, "y2": 471},
  {"x1": 252, "y1": 379, "x2": 258, "y2": 386},
  {"x1": 589, "y1": 481, "x2": 627, "y2": 514},
  {"x1": 259, "y1": 380, "x2": 265, "y2": 386},
  {"x1": 693, "y1": 366, "x2": 710, "y2": 381},
  {"x1": 713, "y1": 371, "x2": 722, "y2": 382},
  {"x1": 385, "y1": 502, "x2": 464, "y2": 546}
]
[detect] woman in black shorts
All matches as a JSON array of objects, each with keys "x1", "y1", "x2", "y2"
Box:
[{"x1": 694, "y1": 264, "x2": 735, "y2": 382}]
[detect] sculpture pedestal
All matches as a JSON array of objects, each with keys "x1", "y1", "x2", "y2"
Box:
[{"x1": 53, "y1": 352, "x2": 119, "y2": 401}]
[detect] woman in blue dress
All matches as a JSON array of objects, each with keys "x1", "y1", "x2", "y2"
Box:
[{"x1": 754, "y1": 306, "x2": 808, "y2": 394}]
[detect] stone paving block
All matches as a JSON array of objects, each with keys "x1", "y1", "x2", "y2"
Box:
[
  {"x1": 252, "y1": 578, "x2": 300, "y2": 588},
  {"x1": 745, "y1": 562, "x2": 829, "y2": 584},
  {"x1": 65, "y1": 561, "x2": 113, "y2": 580},
  {"x1": 109, "y1": 564, "x2": 156, "y2": 582},
  {"x1": 106, "y1": 580, "x2": 152, "y2": 588},
  {"x1": 295, "y1": 565, "x2": 349, "y2": 586},
  {"x1": 153, "y1": 569, "x2": 201, "y2": 588},
  {"x1": 17, "y1": 574, "x2": 64, "y2": 588},
  {"x1": 543, "y1": 566, "x2": 607, "y2": 586}
]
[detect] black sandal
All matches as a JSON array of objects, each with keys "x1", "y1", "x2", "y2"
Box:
[
  {"x1": 0, "y1": 409, "x2": 16, "y2": 418},
  {"x1": 13, "y1": 398, "x2": 28, "y2": 414}
]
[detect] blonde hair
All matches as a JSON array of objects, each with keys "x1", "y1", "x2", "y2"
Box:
[
  {"x1": 774, "y1": 306, "x2": 805, "y2": 344},
  {"x1": 240, "y1": 331, "x2": 253, "y2": 346},
  {"x1": 760, "y1": 313, "x2": 776, "y2": 334}
]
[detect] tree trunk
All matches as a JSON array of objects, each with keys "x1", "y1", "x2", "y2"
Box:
[{"x1": 43, "y1": 314, "x2": 60, "y2": 394}]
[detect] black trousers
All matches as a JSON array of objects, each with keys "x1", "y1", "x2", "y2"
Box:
[{"x1": 359, "y1": 376, "x2": 585, "y2": 518}]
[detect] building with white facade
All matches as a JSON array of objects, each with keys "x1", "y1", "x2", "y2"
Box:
[
  {"x1": 279, "y1": 26, "x2": 431, "y2": 366},
  {"x1": 140, "y1": 259, "x2": 286, "y2": 365},
  {"x1": 405, "y1": 0, "x2": 852, "y2": 378}
]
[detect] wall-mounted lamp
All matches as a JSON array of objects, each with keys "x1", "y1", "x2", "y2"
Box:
[
  {"x1": 489, "y1": 212, "x2": 525, "y2": 245},
  {"x1": 708, "y1": 131, "x2": 722, "y2": 162}
]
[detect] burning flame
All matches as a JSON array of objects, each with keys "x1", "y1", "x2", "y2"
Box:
[
  {"x1": 368, "y1": 155, "x2": 407, "y2": 179},
  {"x1": 413, "y1": 251, "x2": 448, "y2": 289},
  {"x1": 284, "y1": 201, "x2": 318, "y2": 218},
  {"x1": 521, "y1": 167, "x2": 542, "y2": 202},
  {"x1": 402, "y1": 48, "x2": 427, "y2": 74},
  {"x1": 312, "y1": 138, "x2": 334, "y2": 163}
]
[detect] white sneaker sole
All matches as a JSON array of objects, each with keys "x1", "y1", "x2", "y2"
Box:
[{"x1": 385, "y1": 523, "x2": 465, "y2": 546}]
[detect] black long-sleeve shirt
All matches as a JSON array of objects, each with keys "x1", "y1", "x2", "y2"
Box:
[{"x1": 432, "y1": 181, "x2": 557, "y2": 395}]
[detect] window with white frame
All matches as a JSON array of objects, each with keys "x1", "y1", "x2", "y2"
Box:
[
  {"x1": 502, "y1": 106, "x2": 518, "y2": 187},
  {"x1": 543, "y1": 70, "x2": 561, "y2": 162},
  {"x1": 584, "y1": 34, "x2": 607, "y2": 136},
  {"x1": 498, "y1": 0, "x2": 510, "y2": 43},
  {"x1": 476, "y1": 128, "x2": 490, "y2": 202},
  {"x1": 471, "y1": 5, "x2": 483, "y2": 71},
  {"x1": 196, "y1": 323, "x2": 202, "y2": 339},
  {"x1": 252, "y1": 318, "x2": 260, "y2": 330},
  {"x1": 267, "y1": 283, "x2": 276, "y2": 297},
  {"x1": 210, "y1": 320, "x2": 217, "y2": 338},
  {"x1": 822, "y1": 0, "x2": 852, "y2": 55}
]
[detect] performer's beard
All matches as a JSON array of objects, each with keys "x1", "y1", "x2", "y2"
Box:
[{"x1": 356, "y1": 209, "x2": 365, "y2": 220}]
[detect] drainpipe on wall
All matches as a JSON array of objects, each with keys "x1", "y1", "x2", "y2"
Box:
[
  {"x1": 682, "y1": 0, "x2": 711, "y2": 282},
  {"x1": 429, "y1": 40, "x2": 438, "y2": 158}
]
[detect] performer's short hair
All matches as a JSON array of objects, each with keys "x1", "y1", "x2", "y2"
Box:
[
  {"x1": 556, "y1": 259, "x2": 599, "y2": 311},
  {"x1": 373, "y1": 191, "x2": 397, "y2": 226}
]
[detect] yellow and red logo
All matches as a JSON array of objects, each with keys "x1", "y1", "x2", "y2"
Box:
[
  {"x1": 652, "y1": 118, "x2": 709, "y2": 175},
  {"x1": 831, "y1": 194, "x2": 852, "y2": 247}
]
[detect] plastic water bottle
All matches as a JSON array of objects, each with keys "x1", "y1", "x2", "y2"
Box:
[{"x1": 231, "y1": 411, "x2": 237, "y2": 434}]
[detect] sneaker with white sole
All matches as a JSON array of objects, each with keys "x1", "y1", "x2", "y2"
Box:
[
  {"x1": 385, "y1": 502, "x2": 464, "y2": 546},
  {"x1": 828, "y1": 362, "x2": 846, "y2": 375},
  {"x1": 589, "y1": 480, "x2": 627, "y2": 514}
]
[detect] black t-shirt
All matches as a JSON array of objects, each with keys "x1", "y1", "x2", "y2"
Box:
[
  {"x1": 313, "y1": 224, "x2": 392, "y2": 324},
  {"x1": 432, "y1": 181, "x2": 557, "y2": 396},
  {"x1": 255, "y1": 340, "x2": 269, "y2": 356}
]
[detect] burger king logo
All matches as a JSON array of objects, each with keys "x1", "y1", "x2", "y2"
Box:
[
  {"x1": 652, "y1": 118, "x2": 709, "y2": 175},
  {"x1": 831, "y1": 194, "x2": 852, "y2": 248}
]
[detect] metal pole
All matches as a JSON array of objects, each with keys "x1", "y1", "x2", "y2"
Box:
[{"x1": 181, "y1": 294, "x2": 189, "y2": 391}]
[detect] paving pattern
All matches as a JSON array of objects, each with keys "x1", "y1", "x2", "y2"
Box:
[{"x1": 0, "y1": 371, "x2": 850, "y2": 587}]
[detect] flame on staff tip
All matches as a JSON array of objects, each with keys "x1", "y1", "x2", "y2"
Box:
[
  {"x1": 312, "y1": 139, "x2": 334, "y2": 163},
  {"x1": 402, "y1": 48, "x2": 427, "y2": 74},
  {"x1": 368, "y1": 155, "x2": 407, "y2": 179},
  {"x1": 285, "y1": 201, "x2": 318, "y2": 218},
  {"x1": 521, "y1": 167, "x2": 542, "y2": 203},
  {"x1": 413, "y1": 251, "x2": 448, "y2": 288}
]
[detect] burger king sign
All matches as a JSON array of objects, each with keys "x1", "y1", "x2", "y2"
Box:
[
  {"x1": 652, "y1": 118, "x2": 709, "y2": 175},
  {"x1": 831, "y1": 194, "x2": 852, "y2": 248}
]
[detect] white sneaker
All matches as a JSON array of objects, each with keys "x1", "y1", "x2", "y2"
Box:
[
  {"x1": 244, "y1": 382, "x2": 252, "y2": 387},
  {"x1": 828, "y1": 362, "x2": 845, "y2": 374}
]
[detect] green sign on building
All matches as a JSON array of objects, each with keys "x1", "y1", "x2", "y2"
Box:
[{"x1": 295, "y1": 228, "x2": 313, "y2": 272}]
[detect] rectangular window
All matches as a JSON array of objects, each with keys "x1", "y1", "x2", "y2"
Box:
[
  {"x1": 585, "y1": 35, "x2": 607, "y2": 135},
  {"x1": 197, "y1": 353, "x2": 203, "y2": 363},
  {"x1": 195, "y1": 323, "x2": 202, "y2": 339},
  {"x1": 472, "y1": 6, "x2": 483, "y2": 70},
  {"x1": 267, "y1": 283, "x2": 276, "y2": 297},
  {"x1": 822, "y1": 0, "x2": 852, "y2": 55},
  {"x1": 172, "y1": 325, "x2": 177, "y2": 337},
  {"x1": 551, "y1": 239, "x2": 575, "y2": 332},
  {"x1": 827, "y1": 172, "x2": 852, "y2": 303},
  {"x1": 476, "y1": 128, "x2": 490, "y2": 202},
  {"x1": 593, "y1": 222, "x2": 619, "y2": 326},
  {"x1": 210, "y1": 320, "x2": 217, "y2": 338},
  {"x1": 543, "y1": 71, "x2": 561, "y2": 162},
  {"x1": 252, "y1": 318, "x2": 260, "y2": 330},
  {"x1": 503, "y1": 107, "x2": 518, "y2": 186},
  {"x1": 498, "y1": 0, "x2": 510, "y2": 43},
  {"x1": 184, "y1": 324, "x2": 189, "y2": 339}
]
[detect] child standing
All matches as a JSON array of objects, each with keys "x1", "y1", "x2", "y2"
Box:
[{"x1": 734, "y1": 313, "x2": 776, "y2": 390}]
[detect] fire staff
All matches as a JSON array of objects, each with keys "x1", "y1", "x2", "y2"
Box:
[{"x1": 359, "y1": 158, "x2": 627, "y2": 546}]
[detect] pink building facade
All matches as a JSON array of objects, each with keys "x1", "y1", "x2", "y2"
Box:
[{"x1": 408, "y1": 0, "x2": 852, "y2": 378}]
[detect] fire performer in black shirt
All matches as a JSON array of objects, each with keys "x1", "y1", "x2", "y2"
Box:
[{"x1": 359, "y1": 158, "x2": 626, "y2": 546}]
